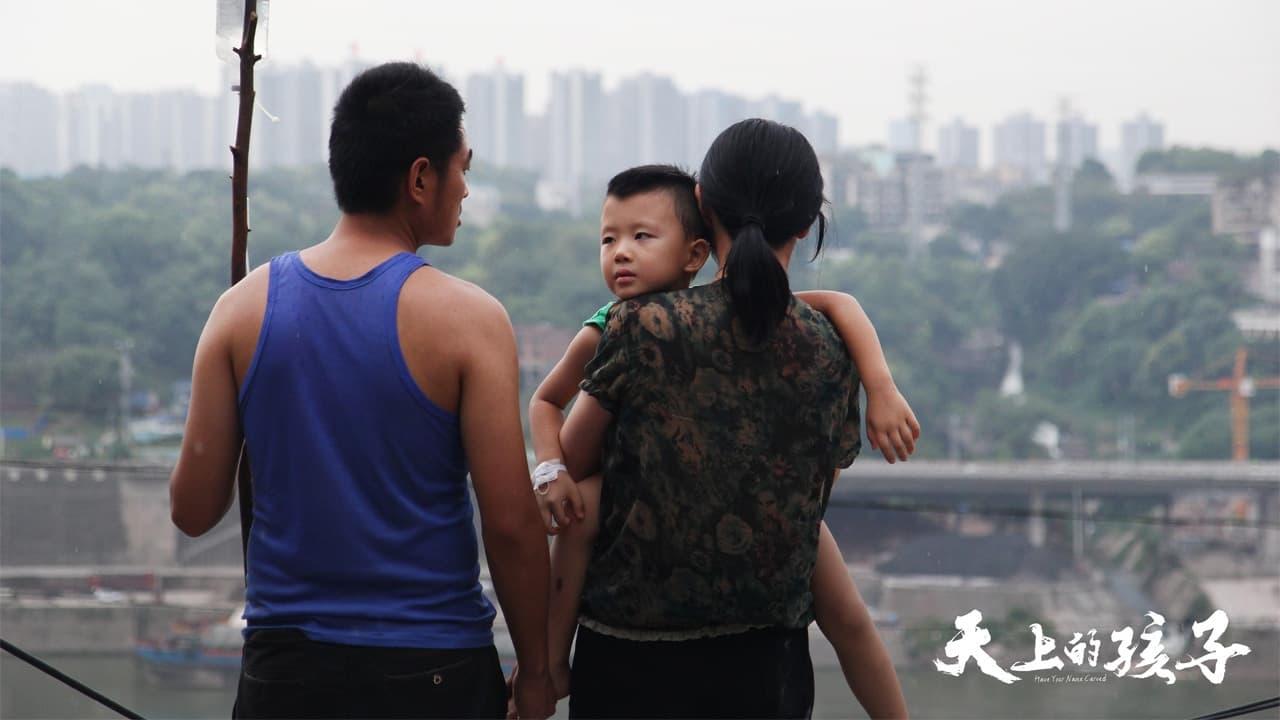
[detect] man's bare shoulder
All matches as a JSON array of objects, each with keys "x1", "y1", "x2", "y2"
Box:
[
  {"x1": 209, "y1": 263, "x2": 270, "y2": 327},
  {"x1": 401, "y1": 266, "x2": 512, "y2": 333}
]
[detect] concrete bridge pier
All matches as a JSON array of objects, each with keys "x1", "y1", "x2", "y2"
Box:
[
  {"x1": 1261, "y1": 488, "x2": 1280, "y2": 568},
  {"x1": 1029, "y1": 490, "x2": 1046, "y2": 548},
  {"x1": 1072, "y1": 484, "x2": 1084, "y2": 564}
]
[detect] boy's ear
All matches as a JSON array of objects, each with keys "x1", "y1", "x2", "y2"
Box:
[{"x1": 684, "y1": 237, "x2": 712, "y2": 274}]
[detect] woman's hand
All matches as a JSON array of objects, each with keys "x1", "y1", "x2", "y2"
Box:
[
  {"x1": 506, "y1": 663, "x2": 557, "y2": 720},
  {"x1": 865, "y1": 383, "x2": 921, "y2": 463},
  {"x1": 551, "y1": 660, "x2": 571, "y2": 700},
  {"x1": 534, "y1": 472, "x2": 586, "y2": 535}
]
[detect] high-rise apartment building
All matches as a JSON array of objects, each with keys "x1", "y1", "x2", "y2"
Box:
[
  {"x1": 546, "y1": 70, "x2": 605, "y2": 213},
  {"x1": 753, "y1": 95, "x2": 805, "y2": 131},
  {"x1": 608, "y1": 73, "x2": 687, "y2": 173},
  {"x1": 888, "y1": 117, "x2": 921, "y2": 155},
  {"x1": 465, "y1": 64, "x2": 527, "y2": 169},
  {"x1": 1056, "y1": 112, "x2": 1099, "y2": 170},
  {"x1": 0, "y1": 83, "x2": 63, "y2": 175},
  {"x1": 993, "y1": 112, "x2": 1048, "y2": 184},
  {"x1": 64, "y1": 85, "x2": 122, "y2": 170},
  {"x1": 254, "y1": 62, "x2": 328, "y2": 168},
  {"x1": 938, "y1": 117, "x2": 980, "y2": 170},
  {"x1": 1119, "y1": 112, "x2": 1165, "y2": 184},
  {"x1": 685, "y1": 89, "x2": 749, "y2": 168},
  {"x1": 804, "y1": 111, "x2": 839, "y2": 159}
]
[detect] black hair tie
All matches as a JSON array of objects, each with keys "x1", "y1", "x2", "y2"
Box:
[{"x1": 742, "y1": 214, "x2": 766, "y2": 233}]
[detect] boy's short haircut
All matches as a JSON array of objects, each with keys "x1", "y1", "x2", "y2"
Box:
[
  {"x1": 606, "y1": 165, "x2": 708, "y2": 241},
  {"x1": 328, "y1": 62, "x2": 465, "y2": 215}
]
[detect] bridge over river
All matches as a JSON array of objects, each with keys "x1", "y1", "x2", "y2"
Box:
[
  {"x1": 3, "y1": 458, "x2": 1277, "y2": 572},
  {"x1": 832, "y1": 460, "x2": 1280, "y2": 564}
]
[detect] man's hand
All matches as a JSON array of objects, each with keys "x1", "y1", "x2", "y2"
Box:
[
  {"x1": 865, "y1": 383, "x2": 921, "y2": 463},
  {"x1": 511, "y1": 664, "x2": 557, "y2": 720},
  {"x1": 506, "y1": 665, "x2": 518, "y2": 720},
  {"x1": 535, "y1": 472, "x2": 586, "y2": 534}
]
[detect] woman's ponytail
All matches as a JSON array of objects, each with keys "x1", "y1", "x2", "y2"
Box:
[
  {"x1": 722, "y1": 220, "x2": 790, "y2": 345},
  {"x1": 699, "y1": 118, "x2": 826, "y2": 344}
]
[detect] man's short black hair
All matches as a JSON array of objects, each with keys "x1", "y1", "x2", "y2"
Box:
[
  {"x1": 328, "y1": 62, "x2": 465, "y2": 214},
  {"x1": 606, "y1": 164, "x2": 707, "y2": 241}
]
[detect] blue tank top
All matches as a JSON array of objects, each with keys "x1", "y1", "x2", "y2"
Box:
[{"x1": 238, "y1": 251, "x2": 495, "y2": 648}]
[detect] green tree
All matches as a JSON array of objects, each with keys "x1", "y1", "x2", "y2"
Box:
[{"x1": 48, "y1": 346, "x2": 121, "y2": 421}]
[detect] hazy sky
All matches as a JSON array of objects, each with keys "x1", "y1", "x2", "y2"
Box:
[{"x1": 3, "y1": 0, "x2": 1277, "y2": 154}]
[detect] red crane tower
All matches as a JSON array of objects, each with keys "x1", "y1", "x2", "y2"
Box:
[{"x1": 1170, "y1": 345, "x2": 1280, "y2": 461}]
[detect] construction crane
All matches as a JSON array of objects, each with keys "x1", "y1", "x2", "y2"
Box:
[{"x1": 1169, "y1": 346, "x2": 1280, "y2": 461}]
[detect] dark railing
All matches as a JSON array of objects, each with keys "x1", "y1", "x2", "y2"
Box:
[{"x1": 0, "y1": 638, "x2": 144, "y2": 719}]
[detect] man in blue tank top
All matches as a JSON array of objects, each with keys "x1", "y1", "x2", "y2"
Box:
[{"x1": 170, "y1": 63, "x2": 556, "y2": 719}]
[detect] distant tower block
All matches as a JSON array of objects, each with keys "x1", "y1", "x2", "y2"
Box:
[
  {"x1": 905, "y1": 66, "x2": 929, "y2": 253},
  {"x1": 1053, "y1": 98, "x2": 1073, "y2": 233},
  {"x1": 908, "y1": 66, "x2": 928, "y2": 153}
]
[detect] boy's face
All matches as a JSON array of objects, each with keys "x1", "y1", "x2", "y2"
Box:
[{"x1": 599, "y1": 190, "x2": 705, "y2": 300}]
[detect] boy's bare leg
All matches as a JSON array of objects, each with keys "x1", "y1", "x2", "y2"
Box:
[
  {"x1": 813, "y1": 521, "x2": 909, "y2": 719},
  {"x1": 548, "y1": 475, "x2": 601, "y2": 698}
]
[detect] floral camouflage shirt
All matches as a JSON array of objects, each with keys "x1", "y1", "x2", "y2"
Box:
[{"x1": 578, "y1": 282, "x2": 861, "y2": 636}]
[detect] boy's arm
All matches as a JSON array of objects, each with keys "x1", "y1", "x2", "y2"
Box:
[
  {"x1": 529, "y1": 327, "x2": 602, "y2": 530},
  {"x1": 813, "y1": 520, "x2": 909, "y2": 719},
  {"x1": 795, "y1": 290, "x2": 893, "y2": 392},
  {"x1": 170, "y1": 292, "x2": 244, "y2": 537},
  {"x1": 796, "y1": 290, "x2": 921, "y2": 463},
  {"x1": 459, "y1": 296, "x2": 555, "y2": 720}
]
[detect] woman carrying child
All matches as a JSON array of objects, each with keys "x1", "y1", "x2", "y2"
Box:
[{"x1": 527, "y1": 119, "x2": 914, "y2": 718}]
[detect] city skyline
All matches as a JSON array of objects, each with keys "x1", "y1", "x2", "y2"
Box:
[
  {"x1": 1, "y1": 63, "x2": 1174, "y2": 181},
  {"x1": 1, "y1": 0, "x2": 1277, "y2": 155}
]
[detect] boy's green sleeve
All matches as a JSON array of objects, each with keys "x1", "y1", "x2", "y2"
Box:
[{"x1": 582, "y1": 301, "x2": 615, "y2": 332}]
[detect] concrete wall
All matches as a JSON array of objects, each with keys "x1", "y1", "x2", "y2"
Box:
[
  {"x1": 881, "y1": 576, "x2": 1049, "y2": 625},
  {"x1": 0, "y1": 463, "x2": 184, "y2": 568},
  {"x1": 0, "y1": 467, "x2": 129, "y2": 566},
  {"x1": 119, "y1": 476, "x2": 176, "y2": 567},
  {"x1": 0, "y1": 601, "x2": 236, "y2": 653}
]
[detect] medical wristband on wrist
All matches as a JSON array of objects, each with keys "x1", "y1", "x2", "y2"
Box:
[{"x1": 532, "y1": 460, "x2": 566, "y2": 495}]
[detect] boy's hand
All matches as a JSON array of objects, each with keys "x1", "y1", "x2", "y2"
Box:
[
  {"x1": 534, "y1": 472, "x2": 586, "y2": 534},
  {"x1": 866, "y1": 384, "x2": 921, "y2": 463}
]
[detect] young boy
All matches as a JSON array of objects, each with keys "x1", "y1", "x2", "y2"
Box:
[{"x1": 529, "y1": 165, "x2": 918, "y2": 710}]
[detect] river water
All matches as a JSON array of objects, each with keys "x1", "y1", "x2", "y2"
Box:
[{"x1": 3, "y1": 647, "x2": 1276, "y2": 719}]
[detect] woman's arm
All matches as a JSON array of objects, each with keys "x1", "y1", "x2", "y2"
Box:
[
  {"x1": 560, "y1": 301, "x2": 636, "y2": 490},
  {"x1": 795, "y1": 290, "x2": 921, "y2": 462},
  {"x1": 560, "y1": 392, "x2": 612, "y2": 483},
  {"x1": 529, "y1": 327, "x2": 602, "y2": 529}
]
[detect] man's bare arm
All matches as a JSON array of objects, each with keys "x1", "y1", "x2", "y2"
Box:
[
  {"x1": 458, "y1": 295, "x2": 554, "y2": 701},
  {"x1": 170, "y1": 292, "x2": 244, "y2": 537}
]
